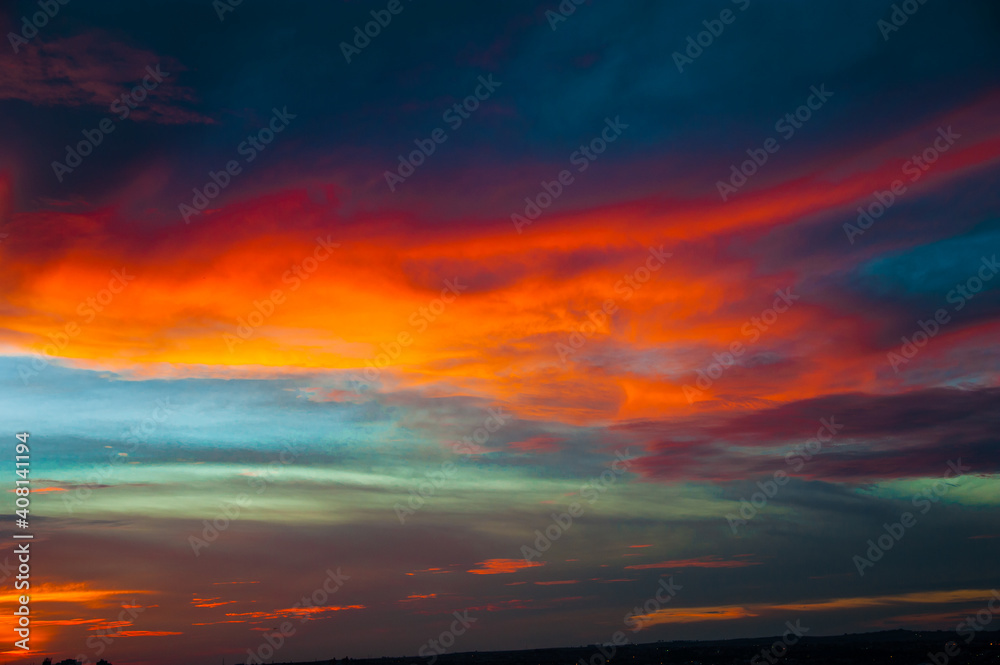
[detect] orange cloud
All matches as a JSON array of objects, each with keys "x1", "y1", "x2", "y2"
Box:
[
  {"x1": 225, "y1": 605, "x2": 364, "y2": 622},
  {"x1": 625, "y1": 555, "x2": 760, "y2": 570},
  {"x1": 631, "y1": 606, "x2": 757, "y2": 627},
  {"x1": 0, "y1": 584, "x2": 155, "y2": 656},
  {"x1": 33, "y1": 618, "x2": 103, "y2": 627},
  {"x1": 0, "y1": 584, "x2": 153, "y2": 605},
  {"x1": 467, "y1": 559, "x2": 545, "y2": 575},
  {"x1": 277, "y1": 604, "x2": 366, "y2": 618},
  {"x1": 86, "y1": 620, "x2": 132, "y2": 631},
  {"x1": 631, "y1": 588, "x2": 1000, "y2": 630},
  {"x1": 1, "y1": 95, "x2": 998, "y2": 434},
  {"x1": 769, "y1": 588, "x2": 999, "y2": 612},
  {"x1": 191, "y1": 620, "x2": 247, "y2": 626}
]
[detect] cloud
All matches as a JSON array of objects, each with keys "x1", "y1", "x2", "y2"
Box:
[
  {"x1": 632, "y1": 606, "x2": 758, "y2": 626},
  {"x1": 0, "y1": 32, "x2": 212, "y2": 124},
  {"x1": 508, "y1": 436, "x2": 564, "y2": 454},
  {"x1": 625, "y1": 555, "x2": 761, "y2": 570},
  {"x1": 628, "y1": 386, "x2": 1000, "y2": 483},
  {"x1": 632, "y1": 588, "x2": 999, "y2": 629},
  {"x1": 467, "y1": 559, "x2": 546, "y2": 575}
]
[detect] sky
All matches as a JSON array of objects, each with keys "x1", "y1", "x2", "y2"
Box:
[{"x1": 1, "y1": 0, "x2": 999, "y2": 663}]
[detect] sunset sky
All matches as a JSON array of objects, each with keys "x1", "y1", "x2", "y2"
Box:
[{"x1": 1, "y1": 1, "x2": 999, "y2": 663}]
